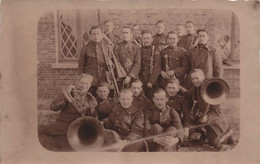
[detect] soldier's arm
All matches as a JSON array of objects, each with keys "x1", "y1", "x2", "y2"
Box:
[
  {"x1": 206, "y1": 104, "x2": 223, "y2": 122},
  {"x1": 50, "y1": 94, "x2": 67, "y2": 111},
  {"x1": 126, "y1": 111, "x2": 144, "y2": 141},
  {"x1": 181, "y1": 91, "x2": 193, "y2": 128},
  {"x1": 212, "y1": 49, "x2": 223, "y2": 77},
  {"x1": 128, "y1": 46, "x2": 141, "y2": 79},
  {"x1": 78, "y1": 47, "x2": 87, "y2": 74},
  {"x1": 173, "y1": 51, "x2": 190, "y2": 77},
  {"x1": 149, "y1": 49, "x2": 162, "y2": 85},
  {"x1": 170, "y1": 109, "x2": 184, "y2": 142}
]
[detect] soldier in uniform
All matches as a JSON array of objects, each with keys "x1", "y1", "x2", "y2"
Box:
[
  {"x1": 144, "y1": 88, "x2": 184, "y2": 151},
  {"x1": 152, "y1": 20, "x2": 167, "y2": 51},
  {"x1": 50, "y1": 73, "x2": 98, "y2": 151},
  {"x1": 95, "y1": 82, "x2": 116, "y2": 124},
  {"x1": 78, "y1": 25, "x2": 114, "y2": 96},
  {"x1": 130, "y1": 79, "x2": 152, "y2": 112},
  {"x1": 183, "y1": 69, "x2": 234, "y2": 150},
  {"x1": 113, "y1": 25, "x2": 141, "y2": 89},
  {"x1": 177, "y1": 20, "x2": 197, "y2": 50},
  {"x1": 165, "y1": 79, "x2": 186, "y2": 122},
  {"x1": 176, "y1": 24, "x2": 185, "y2": 40},
  {"x1": 104, "y1": 20, "x2": 121, "y2": 44},
  {"x1": 186, "y1": 29, "x2": 223, "y2": 90},
  {"x1": 132, "y1": 24, "x2": 142, "y2": 47},
  {"x1": 159, "y1": 31, "x2": 190, "y2": 88},
  {"x1": 139, "y1": 30, "x2": 161, "y2": 99},
  {"x1": 104, "y1": 89, "x2": 144, "y2": 141}
]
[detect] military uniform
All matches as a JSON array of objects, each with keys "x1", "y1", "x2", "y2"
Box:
[
  {"x1": 177, "y1": 33, "x2": 197, "y2": 50},
  {"x1": 152, "y1": 33, "x2": 167, "y2": 51},
  {"x1": 50, "y1": 93, "x2": 96, "y2": 151},
  {"x1": 183, "y1": 86, "x2": 230, "y2": 148},
  {"x1": 186, "y1": 44, "x2": 223, "y2": 90},
  {"x1": 113, "y1": 41, "x2": 141, "y2": 87},
  {"x1": 96, "y1": 97, "x2": 116, "y2": 122},
  {"x1": 166, "y1": 93, "x2": 186, "y2": 121},
  {"x1": 104, "y1": 103, "x2": 144, "y2": 141},
  {"x1": 139, "y1": 45, "x2": 161, "y2": 98},
  {"x1": 132, "y1": 92, "x2": 152, "y2": 111},
  {"x1": 78, "y1": 41, "x2": 113, "y2": 95},
  {"x1": 160, "y1": 46, "x2": 190, "y2": 87},
  {"x1": 106, "y1": 32, "x2": 121, "y2": 45},
  {"x1": 144, "y1": 105, "x2": 184, "y2": 151}
]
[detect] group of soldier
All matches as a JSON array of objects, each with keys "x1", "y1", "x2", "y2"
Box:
[{"x1": 49, "y1": 20, "x2": 234, "y2": 152}]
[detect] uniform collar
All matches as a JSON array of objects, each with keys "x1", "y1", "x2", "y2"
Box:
[
  {"x1": 196, "y1": 43, "x2": 211, "y2": 51},
  {"x1": 143, "y1": 45, "x2": 152, "y2": 49},
  {"x1": 134, "y1": 91, "x2": 146, "y2": 101},
  {"x1": 156, "y1": 33, "x2": 164, "y2": 37},
  {"x1": 168, "y1": 45, "x2": 178, "y2": 50}
]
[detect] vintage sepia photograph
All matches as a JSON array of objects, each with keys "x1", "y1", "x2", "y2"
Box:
[{"x1": 37, "y1": 9, "x2": 240, "y2": 152}]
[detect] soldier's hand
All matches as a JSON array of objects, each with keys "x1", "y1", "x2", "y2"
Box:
[
  {"x1": 183, "y1": 127, "x2": 190, "y2": 138},
  {"x1": 147, "y1": 82, "x2": 153, "y2": 88},
  {"x1": 161, "y1": 71, "x2": 169, "y2": 79},
  {"x1": 123, "y1": 76, "x2": 131, "y2": 86},
  {"x1": 67, "y1": 85, "x2": 75, "y2": 92},
  {"x1": 199, "y1": 116, "x2": 208, "y2": 123},
  {"x1": 161, "y1": 136, "x2": 179, "y2": 147},
  {"x1": 168, "y1": 70, "x2": 175, "y2": 76}
]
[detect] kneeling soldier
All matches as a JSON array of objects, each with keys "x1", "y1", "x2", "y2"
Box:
[
  {"x1": 144, "y1": 88, "x2": 184, "y2": 152},
  {"x1": 50, "y1": 73, "x2": 98, "y2": 151}
]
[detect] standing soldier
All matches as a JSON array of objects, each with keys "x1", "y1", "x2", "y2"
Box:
[
  {"x1": 159, "y1": 31, "x2": 190, "y2": 88},
  {"x1": 177, "y1": 21, "x2": 197, "y2": 50},
  {"x1": 132, "y1": 24, "x2": 142, "y2": 47},
  {"x1": 186, "y1": 29, "x2": 223, "y2": 90},
  {"x1": 176, "y1": 24, "x2": 185, "y2": 40},
  {"x1": 152, "y1": 20, "x2": 167, "y2": 51},
  {"x1": 139, "y1": 30, "x2": 161, "y2": 99},
  {"x1": 104, "y1": 20, "x2": 121, "y2": 44},
  {"x1": 113, "y1": 25, "x2": 141, "y2": 89}
]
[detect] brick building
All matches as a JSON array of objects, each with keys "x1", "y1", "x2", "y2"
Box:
[{"x1": 37, "y1": 9, "x2": 240, "y2": 99}]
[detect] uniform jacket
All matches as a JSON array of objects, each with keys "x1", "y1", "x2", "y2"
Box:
[
  {"x1": 177, "y1": 33, "x2": 197, "y2": 50},
  {"x1": 78, "y1": 41, "x2": 112, "y2": 86},
  {"x1": 166, "y1": 93, "x2": 186, "y2": 117},
  {"x1": 144, "y1": 104, "x2": 184, "y2": 141},
  {"x1": 160, "y1": 46, "x2": 190, "y2": 86},
  {"x1": 106, "y1": 32, "x2": 121, "y2": 45},
  {"x1": 96, "y1": 97, "x2": 116, "y2": 121},
  {"x1": 50, "y1": 93, "x2": 96, "y2": 135},
  {"x1": 139, "y1": 45, "x2": 161, "y2": 86},
  {"x1": 152, "y1": 33, "x2": 167, "y2": 51},
  {"x1": 183, "y1": 86, "x2": 229, "y2": 137},
  {"x1": 132, "y1": 92, "x2": 152, "y2": 111},
  {"x1": 104, "y1": 103, "x2": 144, "y2": 141},
  {"x1": 113, "y1": 41, "x2": 141, "y2": 79}
]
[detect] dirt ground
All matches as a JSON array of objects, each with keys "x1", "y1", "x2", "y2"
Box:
[{"x1": 38, "y1": 97, "x2": 240, "y2": 152}]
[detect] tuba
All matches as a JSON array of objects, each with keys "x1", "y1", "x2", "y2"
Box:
[{"x1": 200, "y1": 77, "x2": 230, "y2": 105}]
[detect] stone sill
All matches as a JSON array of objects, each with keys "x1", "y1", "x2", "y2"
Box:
[{"x1": 51, "y1": 63, "x2": 78, "y2": 69}]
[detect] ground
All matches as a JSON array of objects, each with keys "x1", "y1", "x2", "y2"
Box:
[{"x1": 38, "y1": 97, "x2": 240, "y2": 152}]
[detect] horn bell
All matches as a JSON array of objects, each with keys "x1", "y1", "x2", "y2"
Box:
[
  {"x1": 67, "y1": 116, "x2": 104, "y2": 152},
  {"x1": 201, "y1": 77, "x2": 230, "y2": 105}
]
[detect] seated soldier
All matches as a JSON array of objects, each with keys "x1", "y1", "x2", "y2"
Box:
[
  {"x1": 50, "y1": 73, "x2": 98, "y2": 151},
  {"x1": 165, "y1": 79, "x2": 186, "y2": 122},
  {"x1": 104, "y1": 89, "x2": 144, "y2": 142},
  {"x1": 144, "y1": 88, "x2": 184, "y2": 152},
  {"x1": 183, "y1": 69, "x2": 234, "y2": 150},
  {"x1": 95, "y1": 82, "x2": 116, "y2": 124},
  {"x1": 131, "y1": 79, "x2": 152, "y2": 111}
]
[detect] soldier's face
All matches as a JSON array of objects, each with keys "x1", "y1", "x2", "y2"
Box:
[
  {"x1": 142, "y1": 33, "x2": 153, "y2": 46},
  {"x1": 96, "y1": 86, "x2": 110, "y2": 100},
  {"x1": 153, "y1": 92, "x2": 168, "y2": 110},
  {"x1": 165, "y1": 83, "x2": 179, "y2": 97},
  {"x1": 132, "y1": 26, "x2": 141, "y2": 36},
  {"x1": 119, "y1": 92, "x2": 134, "y2": 108},
  {"x1": 177, "y1": 25, "x2": 184, "y2": 36},
  {"x1": 105, "y1": 22, "x2": 114, "y2": 33},
  {"x1": 167, "y1": 33, "x2": 179, "y2": 46},
  {"x1": 77, "y1": 77, "x2": 92, "y2": 94},
  {"x1": 91, "y1": 28, "x2": 103, "y2": 43},
  {"x1": 198, "y1": 31, "x2": 209, "y2": 44},
  {"x1": 131, "y1": 82, "x2": 143, "y2": 97},
  {"x1": 156, "y1": 23, "x2": 165, "y2": 34},
  {"x1": 122, "y1": 28, "x2": 132, "y2": 41},
  {"x1": 191, "y1": 72, "x2": 205, "y2": 88},
  {"x1": 186, "y1": 23, "x2": 194, "y2": 34}
]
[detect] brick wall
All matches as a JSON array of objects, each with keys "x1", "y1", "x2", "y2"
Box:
[{"x1": 37, "y1": 10, "x2": 240, "y2": 99}]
